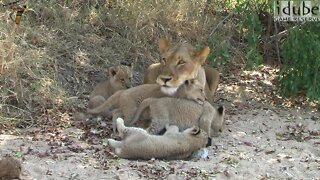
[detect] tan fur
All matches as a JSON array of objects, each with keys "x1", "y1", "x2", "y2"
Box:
[
  {"x1": 176, "y1": 79, "x2": 207, "y2": 104},
  {"x1": 88, "y1": 66, "x2": 132, "y2": 109},
  {"x1": 143, "y1": 63, "x2": 162, "y2": 84},
  {"x1": 107, "y1": 117, "x2": 208, "y2": 160},
  {"x1": 148, "y1": 39, "x2": 210, "y2": 95},
  {"x1": 87, "y1": 84, "x2": 165, "y2": 122},
  {"x1": 131, "y1": 97, "x2": 225, "y2": 138},
  {"x1": 204, "y1": 67, "x2": 220, "y2": 103},
  {"x1": 87, "y1": 80, "x2": 205, "y2": 131},
  {"x1": 0, "y1": 156, "x2": 21, "y2": 179},
  {"x1": 144, "y1": 62, "x2": 219, "y2": 104}
]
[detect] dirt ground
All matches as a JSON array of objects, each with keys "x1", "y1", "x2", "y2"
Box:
[
  {"x1": 1, "y1": 67, "x2": 319, "y2": 180},
  {"x1": 1, "y1": 105, "x2": 319, "y2": 179}
]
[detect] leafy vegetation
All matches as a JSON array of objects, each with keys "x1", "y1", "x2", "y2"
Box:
[
  {"x1": 234, "y1": 0, "x2": 265, "y2": 69},
  {"x1": 230, "y1": 0, "x2": 320, "y2": 100},
  {"x1": 279, "y1": 23, "x2": 320, "y2": 100}
]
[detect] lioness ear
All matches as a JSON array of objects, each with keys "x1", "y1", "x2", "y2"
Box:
[
  {"x1": 109, "y1": 67, "x2": 118, "y2": 77},
  {"x1": 159, "y1": 38, "x2": 171, "y2": 55},
  {"x1": 194, "y1": 47, "x2": 210, "y2": 65}
]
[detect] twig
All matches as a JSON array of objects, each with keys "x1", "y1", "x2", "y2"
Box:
[
  {"x1": 209, "y1": 12, "x2": 234, "y2": 37},
  {"x1": 270, "y1": 28, "x2": 289, "y2": 40},
  {"x1": 270, "y1": 22, "x2": 305, "y2": 41},
  {"x1": 1, "y1": 104, "x2": 34, "y2": 127},
  {"x1": 274, "y1": 22, "x2": 281, "y2": 64},
  {"x1": 2, "y1": 104, "x2": 30, "y2": 113},
  {"x1": 1, "y1": 0, "x2": 20, "y2": 7}
]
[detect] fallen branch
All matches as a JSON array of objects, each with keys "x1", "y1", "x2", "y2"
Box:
[
  {"x1": 270, "y1": 28, "x2": 289, "y2": 40},
  {"x1": 270, "y1": 22, "x2": 305, "y2": 41}
]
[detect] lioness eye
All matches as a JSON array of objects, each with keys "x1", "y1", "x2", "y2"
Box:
[{"x1": 161, "y1": 58, "x2": 166, "y2": 63}]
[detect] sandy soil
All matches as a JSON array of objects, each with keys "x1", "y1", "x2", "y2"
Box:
[{"x1": 1, "y1": 103, "x2": 319, "y2": 180}]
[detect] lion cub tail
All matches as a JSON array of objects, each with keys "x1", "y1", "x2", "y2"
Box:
[
  {"x1": 87, "y1": 91, "x2": 121, "y2": 116},
  {"x1": 130, "y1": 98, "x2": 154, "y2": 126}
]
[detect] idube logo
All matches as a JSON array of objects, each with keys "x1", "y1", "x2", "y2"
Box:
[{"x1": 274, "y1": 0, "x2": 320, "y2": 21}]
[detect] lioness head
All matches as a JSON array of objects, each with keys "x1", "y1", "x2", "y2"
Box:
[
  {"x1": 109, "y1": 66, "x2": 133, "y2": 90},
  {"x1": 156, "y1": 38, "x2": 210, "y2": 95},
  {"x1": 180, "y1": 79, "x2": 207, "y2": 104},
  {"x1": 211, "y1": 106, "x2": 225, "y2": 137}
]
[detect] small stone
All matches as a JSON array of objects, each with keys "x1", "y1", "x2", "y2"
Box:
[{"x1": 265, "y1": 148, "x2": 276, "y2": 154}]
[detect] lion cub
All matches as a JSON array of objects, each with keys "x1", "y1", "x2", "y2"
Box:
[
  {"x1": 108, "y1": 117, "x2": 208, "y2": 160},
  {"x1": 0, "y1": 156, "x2": 22, "y2": 179},
  {"x1": 87, "y1": 79, "x2": 206, "y2": 130},
  {"x1": 131, "y1": 97, "x2": 225, "y2": 138},
  {"x1": 88, "y1": 66, "x2": 132, "y2": 109},
  {"x1": 144, "y1": 38, "x2": 220, "y2": 103}
]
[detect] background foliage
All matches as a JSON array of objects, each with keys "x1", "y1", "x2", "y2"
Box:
[
  {"x1": 233, "y1": 0, "x2": 320, "y2": 100},
  {"x1": 279, "y1": 23, "x2": 320, "y2": 100}
]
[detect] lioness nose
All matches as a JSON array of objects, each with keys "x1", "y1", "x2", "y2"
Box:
[{"x1": 160, "y1": 77, "x2": 172, "y2": 83}]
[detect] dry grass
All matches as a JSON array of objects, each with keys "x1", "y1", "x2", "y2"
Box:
[{"x1": 0, "y1": 0, "x2": 243, "y2": 130}]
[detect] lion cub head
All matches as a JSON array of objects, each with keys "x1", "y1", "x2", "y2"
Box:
[
  {"x1": 156, "y1": 38, "x2": 210, "y2": 95},
  {"x1": 109, "y1": 65, "x2": 133, "y2": 90},
  {"x1": 178, "y1": 79, "x2": 207, "y2": 104},
  {"x1": 185, "y1": 126, "x2": 208, "y2": 143}
]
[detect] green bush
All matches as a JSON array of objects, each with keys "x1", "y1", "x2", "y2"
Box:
[
  {"x1": 278, "y1": 23, "x2": 320, "y2": 100},
  {"x1": 232, "y1": 0, "x2": 319, "y2": 100},
  {"x1": 234, "y1": 0, "x2": 268, "y2": 69},
  {"x1": 208, "y1": 37, "x2": 231, "y2": 66}
]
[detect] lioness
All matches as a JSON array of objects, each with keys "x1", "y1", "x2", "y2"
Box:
[
  {"x1": 88, "y1": 66, "x2": 132, "y2": 109},
  {"x1": 145, "y1": 63, "x2": 219, "y2": 103},
  {"x1": 144, "y1": 38, "x2": 219, "y2": 103},
  {"x1": 131, "y1": 98, "x2": 225, "y2": 137},
  {"x1": 145, "y1": 38, "x2": 210, "y2": 95},
  {"x1": 87, "y1": 79, "x2": 206, "y2": 131},
  {"x1": 108, "y1": 117, "x2": 208, "y2": 160}
]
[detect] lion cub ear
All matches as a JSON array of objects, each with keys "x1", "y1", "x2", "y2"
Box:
[
  {"x1": 184, "y1": 79, "x2": 195, "y2": 87},
  {"x1": 194, "y1": 47, "x2": 210, "y2": 65},
  {"x1": 217, "y1": 106, "x2": 225, "y2": 116},
  {"x1": 159, "y1": 38, "x2": 171, "y2": 55},
  {"x1": 184, "y1": 80, "x2": 190, "y2": 86},
  {"x1": 190, "y1": 126, "x2": 201, "y2": 135},
  {"x1": 108, "y1": 66, "x2": 118, "y2": 77}
]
